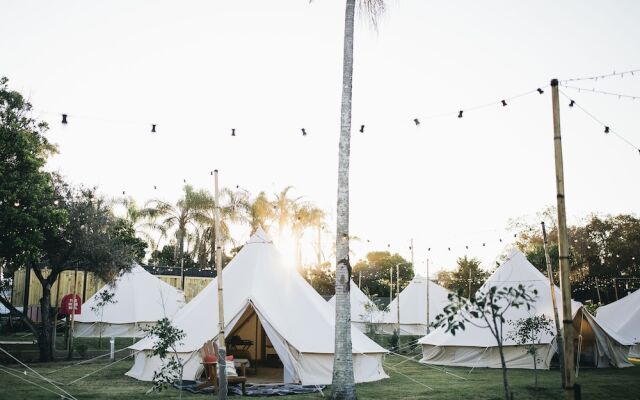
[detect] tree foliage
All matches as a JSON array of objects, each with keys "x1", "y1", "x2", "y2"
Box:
[
  {"x1": 434, "y1": 285, "x2": 538, "y2": 400},
  {"x1": 352, "y1": 251, "x2": 414, "y2": 300},
  {"x1": 436, "y1": 256, "x2": 490, "y2": 299},
  {"x1": 514, "y1": 211, "x2": 640, "y2": 303}
]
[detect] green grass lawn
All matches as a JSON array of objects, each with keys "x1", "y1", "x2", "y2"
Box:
[{"x1": 0, "y1": 354, "x2": 639, "y2": 399}]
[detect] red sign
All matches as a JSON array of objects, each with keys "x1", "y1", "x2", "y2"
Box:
[{"x1": 60, "y1": 294, "x2": 82, "y2": 315}]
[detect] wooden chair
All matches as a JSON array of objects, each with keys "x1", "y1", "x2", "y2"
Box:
[{"x1": 197, "y1": 340, "x2": 247, "y2": 394}]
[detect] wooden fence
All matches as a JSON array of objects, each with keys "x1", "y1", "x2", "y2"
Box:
[{"x1": 10, "y1": 268, "x2": 212, "y2": 309}]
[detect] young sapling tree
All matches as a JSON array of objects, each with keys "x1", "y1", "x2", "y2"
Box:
[
  {"x1": 508, "y1": 315, "x2": 554, "y2": 388},
  {"x1": 433, "y1": 285, "x2": 538, "y2": 400}
]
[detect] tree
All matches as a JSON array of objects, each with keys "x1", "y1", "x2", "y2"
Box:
[
  {"x1": 0, "y1": 75, "x2": 62, "y2": 282},
  {"x1": 330, "y1": 1, "x2": 385, "y2": 398},
  {"x1": 248, "y1": 191, "x2": 274, "y2": 234},
  {"x1": 148, "y1": 244, "x2": 197, "y2": 269},
  {"x1": 0, "y1": 78, "x2": 142, "y2": 360},
  {"x1": 143, "y1": 317, "x2": 186, "y2": 394},
  {"x1": 112, "y1": 196, "x2": 159, "y2": 253},
  {"x1": 448, "y1": 256, "x2": 490, "y2": 299},
  {"x1": 514, "y1": 211, "x2": 640, "y2": 303},
  {"x1": 198, "y1": 187, "x2": 250, "y2": 269},
  {"x1": 434, "y1": 285, "x2": 538, "y2": 400},
  {"x1": 272, "y1": 186, "x2": 301, "y2": 240},
  {"x1": 1, "y1": 183, "x2": 144, "y2": 361},
  {"x1": 90, "y1": 289, "x2": 117, "y2": 348},
  {"x1": 352, "y1": 251, "x2": 414, "y2": 299},
  {"x1": 299, "y1": 261, "x2": 335, "y2": 296},
  {"x1": 508, "y1": 315, "x2": 554, "y2": 388},
  {"x1": 292, "y1": 203, "x2": 325, "y2": 269},
  {"x1": 144, "y1": 185, "x2": 210, "y2": 288}
]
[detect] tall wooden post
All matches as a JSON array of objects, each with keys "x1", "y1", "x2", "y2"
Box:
[
  {"x1": 542, "y1": 222, "x2": 565, "y2": 386},
  {"x1": 214, "y1": 170, "x2": 227, "y2": 399},
  {"x1": 68, "y1": 264, "x2": 79, "y2": 359},
  {"x1": 594, "y1": 277, "x2": 602, "y2": 304},
  {"x1": 426, "y1": 258, "x2": 430, "y2": 334},
  {"x1": 613, "y1": 278, "x2": 619, "y2": 300},
  {"x1": 396, "y1": 264, "x2": 400, "y2": 336},
  {"x1": 551, "y1": 78, "x2": 576, "y2": 398},
  {"x1": 389, "y1": 268, "x2": 393, "y2": 304}
]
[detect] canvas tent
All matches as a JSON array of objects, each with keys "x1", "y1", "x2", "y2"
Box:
[
  {"x1": 328, "y1": 280, "x2": 383, "y2": 333},
  {"x1": 419, "y1": 249, "x2": 633, "y2": 369},
  {"x1": 75, "y1": 265, "x2": 185, "y2": 338},
  {"x1": 596, "y1": 288, "x2": 640, "y2": 358},
  {"x1": 380, "y1": 276, "x2": 451, "y2": 336},
  {"x1": 127, "y1": 228, "x2": 388, "y2": 385}
]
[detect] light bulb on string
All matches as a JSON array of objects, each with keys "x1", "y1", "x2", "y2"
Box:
[
  {"x1": 413, "y1": 118, "x2": 420, "y2": 126},
  {"x1": 231, "y1": 128, "x2": 236, "y2": 136},
  {"x1": 302, "y1": 128, "x2": 307, "y2": 136},
  {"x1": 537, "y1": 88, "x2": 544, "y2": 94},
  {"x1": 501, "y1": 100, "x2": 507, "y2": 107},
  {"x1": 360, "y1": 125, "x2": 365, "y2": 133},
  {"x1": 458, "y1": 110, "x2": 463, "y2": 118},
  {"x1": 604, "y1": 126, "x2": 610, "y2": 134},
  {"x1": 569, "y1": 100, "x2": 575, "y2": 107},
  {"x1": 151, "y1": 124, "x2": 157, "y2": 133},
  {"x1": 61, "y1": 114, "x2": 68, "y2": 124}
]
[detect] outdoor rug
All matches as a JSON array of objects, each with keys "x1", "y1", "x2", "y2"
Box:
[{"x1": 173, "y1": 380, "x2": 325, "y2": 396}]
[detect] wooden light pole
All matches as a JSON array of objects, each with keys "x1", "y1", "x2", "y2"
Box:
[
  {"x1": 550, "y1": 78, "x2": 577, "y2": 399},
  {"x1": 542, "y1": 221, "x2": 565, "y2": 386},
  {"x1": 214, "y1": 170, "x2": 227, "y2": 399},
  {"x1": 426, "y1": 258, "x2": 430, "y2": 334}
]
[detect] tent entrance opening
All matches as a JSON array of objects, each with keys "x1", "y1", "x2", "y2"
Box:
[{"x1": 226, "y1": 304, "x2": 284, "y2": 384}]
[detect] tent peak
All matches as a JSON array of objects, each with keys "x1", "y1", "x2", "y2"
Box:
[{"x1": 247, "y1": 227, "x2": 273, "y2": 244}]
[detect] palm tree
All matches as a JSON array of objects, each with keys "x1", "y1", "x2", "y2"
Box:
[
  {"x1": 272, "y1": 186, "x2": 301, "y2": 240},
  {"x1": 249, "y1": 191, "x2": 274, "y2": 234},
  {"x1": 111, "y1": 196, "x2": 159, "y2": 253},
  {"x1": 144, "y1": 185, "x2": 210, "y2": 289},
  {"x1": 331, "y1": 1, "x2": 384, "y2": 398},
  {"x1": 199, "y1": 187, "x2": 250, "y2": 268},
  {"x1": 292, "y1": 204, "x2": 325, "y2": 269}
]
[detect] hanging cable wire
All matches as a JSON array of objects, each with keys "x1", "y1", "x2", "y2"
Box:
[
  {"x1": 562, "y1": 85, "x2": 640, "y2": 101},
  {"x1": 560, "y1": 68, "x2": 640, "y2": 83},
  {"x1": 558, "y1": 90, "x2": 640, "y2": 153}
]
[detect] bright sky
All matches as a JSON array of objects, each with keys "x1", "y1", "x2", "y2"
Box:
[{"x1": 2, "y1": 0, "x2": 639, "y2": 275}]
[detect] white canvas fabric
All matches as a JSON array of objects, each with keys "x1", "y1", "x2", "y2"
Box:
[
  {"x1": 328, "y1": 280, "x2": 384, "y2": 333},
  {"x1": 75, "y1": 265, "x2": 185, "y2": 338},
  {"x1": 127, "y1": 228, "x2": 388, "y2": 385},
  {"x1": 596, "y1": 288, "x2": 640, "y2": 358},
  {"x1": 419, "y1": 249, "x2": 633, "y2": 369},
  {"x1": 380, "y1": 276, "x2": 451, "y2": 336}
]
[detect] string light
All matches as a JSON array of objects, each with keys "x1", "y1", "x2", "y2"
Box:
[
  {"x1": 151, "y1": 124, "x2": 157, "y2": 133},
  {"x1": 537, "y1": 88, "x2": 544, "y2": 94},
  {"x1": 562, "y1": 85, "x2": 640, "y2": 101},
  {"x1": 560, "y1": 90, "x2": 640, "y2": 154},
  {"x1": 413, "y1": 118, "x2": 420, "y2": 126},
  {"x1": 560, "y1": 68, "x2": 640, "y2": 83},
  {"x1": 569, "y1": 100, "x2": 575, "y2": 107},
  {"x1": 501, "y1": 100, "x2": 507, "y2": 107},
  {"x1": 231, "y1": 128, "x2": 236, "y2": 136},
  {"x1": 302, "y1": 128, "x2": 307, "y2": 136},
  {"x1": 360, "y1": 125, "x2": 365, "y2": 133},
  {"x1": 458, "y1": 110, "x2": 463, "y2": 118},
  {"x1": 61, "y1": 114, "x2": 68, "y2": 124}
]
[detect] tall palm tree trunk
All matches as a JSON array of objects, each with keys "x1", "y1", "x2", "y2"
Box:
[{"x1": 332, "y1": 1, "x2": 356, "y2": 399}]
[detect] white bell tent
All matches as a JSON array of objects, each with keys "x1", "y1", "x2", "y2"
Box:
[
  {"x1": 419, "y1": 249, "x2": 633, "y2": 369},
  {"x1": 596, "y1": 288, "x2": 640, "y2": 358},
  {"x1": 75, "y1": 265, "x2": 186, "y2": 338},
  {"x1": 127, "y1": 228, "x2": 388, "y2": 385},
  {"x1": 380, "y1": 276, "x2": 451, "y2": 336},
  {"x1": 328, "y1": 280, "x2": 384, "y2": 333}
]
